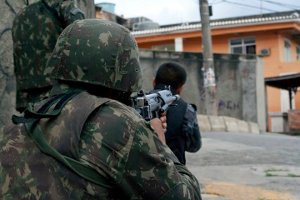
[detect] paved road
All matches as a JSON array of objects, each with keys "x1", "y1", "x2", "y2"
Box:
[{"x1": 186, "y1": 131, "x2": 300, "y2": 200}]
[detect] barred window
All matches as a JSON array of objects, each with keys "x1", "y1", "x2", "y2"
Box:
[{"x1": 230, "y1": 37, "x2": 256, "y2": 55}]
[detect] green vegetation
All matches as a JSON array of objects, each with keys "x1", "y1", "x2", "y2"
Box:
[
  {"x1": 264, "y1": 168, "x2": 300, "y2": 177},
  {"x1": 287, "y1": 173, "x2": 300, "y2": 177}
]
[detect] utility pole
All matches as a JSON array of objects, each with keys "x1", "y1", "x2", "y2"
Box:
[{"x1": 199, "y1": 0, "x2": 218, "y2": 115}]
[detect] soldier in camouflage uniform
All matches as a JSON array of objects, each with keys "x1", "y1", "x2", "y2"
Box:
[
  {"x1": 0, "y1": 19, "x2": 202, "y2": 199},
  {"x1": 12, "y1": 0, "x2": 85, "y2": 112}
]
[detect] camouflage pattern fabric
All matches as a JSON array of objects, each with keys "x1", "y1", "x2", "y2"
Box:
[
  {"x1": 46, "y1": 19, "x2": 142, "y2": 93},
  {"x1": 0, "y1": 89, "x2": 201, "y2": 199},
  {"x1": 44, "y1": 0, "x2": 86, "y2": 26},
  {"x1": 12, "y1": 0, "x2": 85, "y2": 111}
]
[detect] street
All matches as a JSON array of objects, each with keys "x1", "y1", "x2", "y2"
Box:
[{"x1": 186, "y1": 131, "x2": 300, "y2": 200}]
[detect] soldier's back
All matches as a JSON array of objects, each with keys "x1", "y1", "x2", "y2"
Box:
[
  {"x1": 13, "y1": 1, "x2": 62, "y2": 91},
  {"x1": 12, "y1": 1, "x2": 63, "y2": 112}
]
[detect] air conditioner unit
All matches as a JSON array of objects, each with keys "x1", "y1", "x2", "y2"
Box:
[{"x1": 260, "y1": 48, "x2": 271, "y2": 57}]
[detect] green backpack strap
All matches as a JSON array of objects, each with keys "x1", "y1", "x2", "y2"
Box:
[
  {"x1": 25, "y1": 121, "x2": 110, "y2": 187},
  {"x1": 12, "y1": 90, "x2": 80, "y2": 124},
  {"x1": 13, "y1": 90, "x2": 112, "y2": 187}
]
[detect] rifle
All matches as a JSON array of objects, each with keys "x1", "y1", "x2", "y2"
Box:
[{"x1": 131, "y1": 89, "x2": 180, "y2": 121}]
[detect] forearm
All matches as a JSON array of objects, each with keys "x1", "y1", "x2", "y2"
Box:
[
  {"x1": 169, "y1": 163, "x2": 202, "y2": 200},
  {"x1": 160, "y1": 152, "x2": 202, "y2": 199},
  {"x1": 122, "y1": 126, "x2": 202, "y2": 200}
]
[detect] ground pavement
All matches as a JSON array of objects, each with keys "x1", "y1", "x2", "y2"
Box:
[{"x1": 186, "y1": 131, "x2": 300, "y2": 200}]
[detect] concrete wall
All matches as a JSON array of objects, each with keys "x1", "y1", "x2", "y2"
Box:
[
  {"x1": 77, "y1": 0, "x2": 95, "y2": 19},
  {"x1": 139, "y1": 51, "x2": 202, "y2": 110},
  {"x1": 139, "y1": 50, "x2": 266, "y2": 131},
  {"x1": 0, "y1": 0, "x2": 24, "y2": 128},
  {"x1": 0, "y1": 0, "x2": 94, "y2": 128}
]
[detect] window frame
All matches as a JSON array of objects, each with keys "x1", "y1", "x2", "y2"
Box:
[
  {"x1": 296, "y1": 45, "x2": 300, "y2": 61},
  {"x1": 283, "y1": 39, "x2": 292, "y2": 62},
  {"x1": 229, "y1": 37, "x2": 256, "y2": 55}
]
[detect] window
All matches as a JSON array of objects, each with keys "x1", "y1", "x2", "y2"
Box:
[
  {"x1": 229, "y1": 37, "x2": 256, "y2": 55},
  {"x1": 296, "y1": 46, "x2": 300, "y2": 61},
  {"x1": 283, "y1": 39, "x2": 292, "y2": 62}
]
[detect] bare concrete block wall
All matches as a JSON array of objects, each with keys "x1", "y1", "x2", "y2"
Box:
[
  {"x1": 139, "y1": 50, "x2": 202, "y2": 109},
  {"x1": 214, "y1": 54, "x2": 258, "y2": 123},
  {"x1": 139, "y1": 50, "x2": 264, "y2": 126},
  {"x1": 0, "y1": 0, "x2": 26, "y2": 128},
  {"x1": 77, "y1": 0, "x2": 95, "y2": 19}
]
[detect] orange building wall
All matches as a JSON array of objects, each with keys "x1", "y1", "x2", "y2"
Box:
[
  {"x1": 183, "y1": 37, "x2": 202, "y2": 52},
  {"x1": 210, "y1": 35, "x2": 230, "y2": 53},
  {"x1": 137, "y1": 40, "x2": 174, "y2": 49},
  {"x1": 296, "y1": 92, "x2": 300, "y2": 108}
]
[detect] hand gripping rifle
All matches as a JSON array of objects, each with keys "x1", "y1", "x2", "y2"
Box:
[{"x1": 131, "y1": 89, "x2": 180, "y2": 121}]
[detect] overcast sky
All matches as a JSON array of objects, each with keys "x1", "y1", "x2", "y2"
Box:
[{"x1": 94, "y1": 0, "x2": 300, "y2": 25}]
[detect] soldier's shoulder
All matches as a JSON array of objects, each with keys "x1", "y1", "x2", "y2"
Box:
[{"x1": 103, "y1": 100, "x2": 144, "y2": 121}]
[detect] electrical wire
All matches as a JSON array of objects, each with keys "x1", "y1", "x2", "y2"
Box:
[
  {"x1": 250, "y1": 0, "x2": 300, "y2": 10},
  {"x1": 261, "y1": 0, "x2": 300, "y2": 10},
  {"x1": 209, "y1": 0, "x2": 222, "y2": 4},
  {"x1": 222, "y1": 0, "x2": 278, "y2": 12},
  {"x1": 193, "y1": 0, "x2": 299, "y2": 17},
  {"x1": 193, "y1": 0, "x2": 224, "y2": 5},
  {"x1": 211, "y1": 0, "x2": 224, "y2": 5}
]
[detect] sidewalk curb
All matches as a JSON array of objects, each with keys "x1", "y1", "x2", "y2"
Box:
[{"x1": 198, "y1": 114, "x2": 260, "y2": 134}]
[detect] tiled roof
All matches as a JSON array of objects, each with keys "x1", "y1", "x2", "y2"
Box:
[{"x1": 132, "y1": 10, "x2": 300, "y2": 36}]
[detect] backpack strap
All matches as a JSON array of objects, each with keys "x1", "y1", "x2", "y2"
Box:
[
  {"x1": 13, "y1": 91, "x2": 112, "y2": 187},
  {"x1": 12, "y1": 90, "x2": 80, "y2": 123},
  {"x1": 25, "y1": 120, "x2": 111, "y2": 187},
  {"x1": 182, "y1": 103, "x2": 201, "y2": 152}
]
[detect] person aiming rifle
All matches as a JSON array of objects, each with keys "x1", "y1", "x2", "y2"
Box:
[{"x1": 153, "y1": 61, "x2": 202, "y2": 165}]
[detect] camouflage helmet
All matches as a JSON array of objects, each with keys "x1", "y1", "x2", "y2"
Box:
[{"x1": 45, "y1": 19, "x2": 142, "y2": 93}]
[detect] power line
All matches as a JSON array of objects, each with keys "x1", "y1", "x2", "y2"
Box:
[
  {"x1": 222, "y1": 0, "x2": 278, "y2": 12},
  {"x1": 261, "y1": 0, "x2": 300, "y2": 10},
  {"x1": 209, "y1": 0, "x2": 222, "y2": 4},
  {"x1": 250, "y1": 0, "x2": 300, "y2": 10},
  {"x1": 210, "y1": 0, "x2": 224, "y2": 5},
  {"x1": 193, "y1": 0, "x2": 223, "y2": 5}
]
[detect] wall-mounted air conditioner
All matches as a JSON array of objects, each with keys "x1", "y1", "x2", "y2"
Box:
[{"x1": 260, "y1": 48, "x2": 271, "y2": 57}]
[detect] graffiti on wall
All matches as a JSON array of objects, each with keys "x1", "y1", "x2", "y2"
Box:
[{"x1": 218, "y1": 100, "x2": 240, "y2": 111}]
